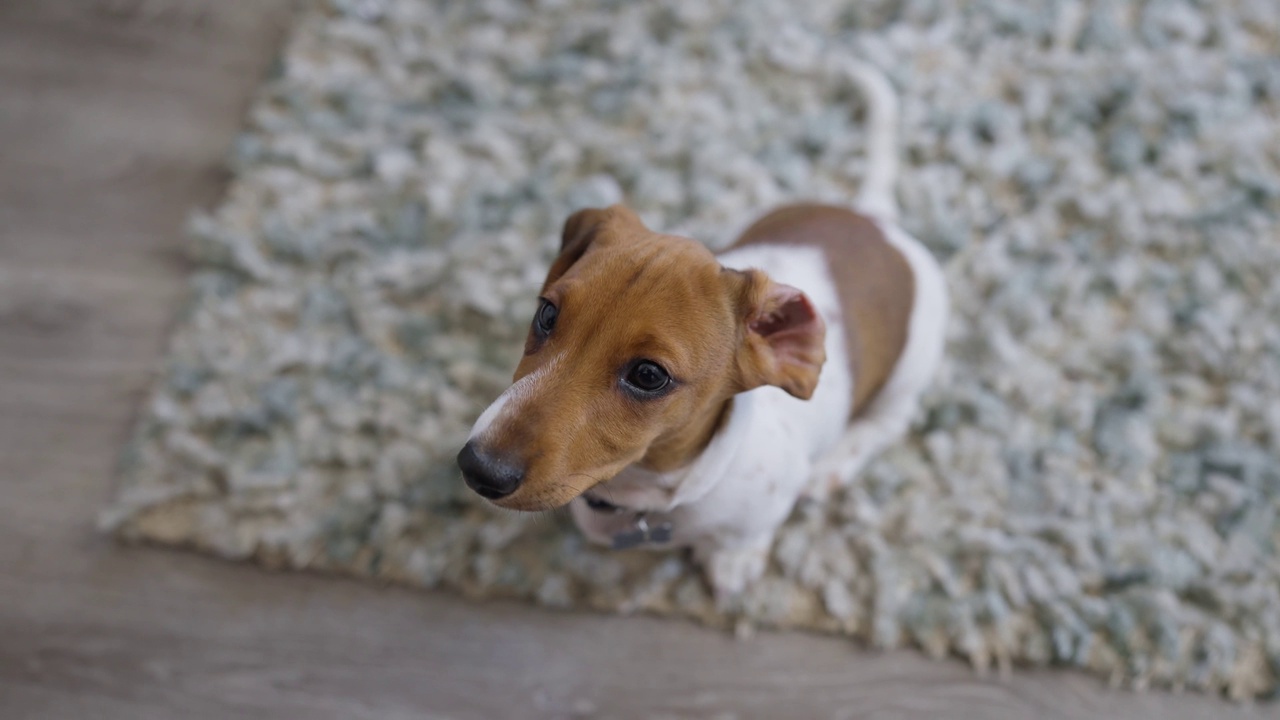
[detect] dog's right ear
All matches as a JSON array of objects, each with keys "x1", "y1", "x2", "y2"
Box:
[{"x1": 544, "y1": 205, "x2": 647, "y2": 288}]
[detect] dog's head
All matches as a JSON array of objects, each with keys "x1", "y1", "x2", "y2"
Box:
[{"x1": 457, "y1": 205, "x2": 827, "y2": 511}]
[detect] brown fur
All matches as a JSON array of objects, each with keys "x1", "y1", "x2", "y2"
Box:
[
  {"x1": 482, "y1": 206, "x2": 825, "y2": 511},
  {"x1": 729, "y1": 204, "x2": 915, "y2": 416}
]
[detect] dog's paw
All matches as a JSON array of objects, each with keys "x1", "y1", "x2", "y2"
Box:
[
  {"x1": 811, "y1": 437, "x2": 875, "y2": 496},
  {"x1": 700, "y1": 541, "x2": 770, "y2": 605},
  {"x1": 806, "y1": 457, "x2": 853, "y2": 500}
]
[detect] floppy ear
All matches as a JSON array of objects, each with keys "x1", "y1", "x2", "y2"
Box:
[
  {"x1": 545, "y1": 205, "x2": 648, "y2": 288},
  {"x1": 542, "y1": 208, "x2": 607, "y2": 289},
  {"x1": 729, "y1": 269, "x2": 827, "y2": 399}
]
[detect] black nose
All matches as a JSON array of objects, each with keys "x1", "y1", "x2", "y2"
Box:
[{"x1": 457, "y1": 441, "x2": 524, "y2": 500}]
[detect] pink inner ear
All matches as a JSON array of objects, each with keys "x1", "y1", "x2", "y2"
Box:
[
  {"x1": 749, "y1": 284, "x2": 822, "y2": 343},
  {"x1": 742, "y1": 281, "x2": 827, "y2": 399}
]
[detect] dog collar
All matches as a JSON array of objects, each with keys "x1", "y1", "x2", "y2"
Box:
[
  {"x1": 610, "y1": 513, "x2": 673, "y2": 550},
  {"x1": 583, "y1": 494, "x2": 673, "y2": 550}
]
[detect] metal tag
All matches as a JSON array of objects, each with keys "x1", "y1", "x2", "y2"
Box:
[{"x1": 610, "y1": 514, "x2": 673, "y2": 550}]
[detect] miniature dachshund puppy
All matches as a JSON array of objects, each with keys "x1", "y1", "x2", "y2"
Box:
[{"x1": 458, "y1": 60, "x2": 948, "y2": 598}]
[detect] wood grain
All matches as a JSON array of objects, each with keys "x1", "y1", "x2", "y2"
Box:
[{"x1": 0, "y1": 2, "x2": 1271, "y2": 718}]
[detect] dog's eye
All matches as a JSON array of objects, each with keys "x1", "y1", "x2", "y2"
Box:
[
  {"x1": 624, "y1": 361, "x2": 671, "y2": 394},
  {"x1": 534, "y1": 299, "x2": 558, "y2": 336}
]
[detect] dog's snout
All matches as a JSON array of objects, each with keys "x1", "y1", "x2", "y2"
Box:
[{"x1": 457, "y1": 441, "x2": 524, "y2": 500}]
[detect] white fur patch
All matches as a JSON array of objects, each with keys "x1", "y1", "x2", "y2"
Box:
[{"x1": 468, "y1": 352, "x2": 564, "y2": 441}]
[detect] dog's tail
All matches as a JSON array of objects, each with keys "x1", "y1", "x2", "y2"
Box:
[{"x1": 842, "y1": 59, "x2": 900, "y2": 221}]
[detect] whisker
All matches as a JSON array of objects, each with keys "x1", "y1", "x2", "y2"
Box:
[{"x1": 565, "y1": 471, "x2": 606, "y2": 487}]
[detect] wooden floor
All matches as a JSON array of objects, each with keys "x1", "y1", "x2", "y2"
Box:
[{"x1": 0, "y1": 2, "x2": 1271, "y2": 718}]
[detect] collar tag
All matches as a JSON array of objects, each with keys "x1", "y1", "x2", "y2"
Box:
[{"x1": 610, "y1": 513, "x2": 673, "y2": 550}]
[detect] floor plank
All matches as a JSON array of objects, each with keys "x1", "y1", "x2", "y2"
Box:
[
  {"x1": 0, "y1": 1, "x2": 1272, "y2": 718},
  {"x1": 0, "y1": 0, "x2": 278, "y2": 273},
  {"x1": 1, "y1": 549, "x2": 1269, "y2": 720}
]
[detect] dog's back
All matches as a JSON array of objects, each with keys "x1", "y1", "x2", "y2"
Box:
[{"x1": 726, "y1": 204, "x2": 915, "y2": 416}]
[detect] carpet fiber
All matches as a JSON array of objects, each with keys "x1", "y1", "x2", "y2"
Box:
[{"x1": 103, "y1": 0, "x2": 1280, "y2": 699}]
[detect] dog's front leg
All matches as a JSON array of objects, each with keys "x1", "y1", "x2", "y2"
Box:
[
  {"x1": 694, "y1": 533, "x2": 774, "y2": 604},
  {"x1": 809, "y1": 389, "x2": 921, "y2": 499}
]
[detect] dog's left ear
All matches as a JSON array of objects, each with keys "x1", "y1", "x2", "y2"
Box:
[{"x1": 728, "y1": 268, "x2": 827, "y2": 399}]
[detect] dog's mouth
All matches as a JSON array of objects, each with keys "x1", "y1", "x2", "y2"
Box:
[
  {"x1": 581, "y1": 493, "x2": 623, "y2": 512},
  {"x1": 481, "y1": 483, "x2": 586, "y2": 513}
]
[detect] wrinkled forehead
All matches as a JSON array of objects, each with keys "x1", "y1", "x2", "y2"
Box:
[{"x1": 554, "y1": 230, "x2": 720, "y2": 298}]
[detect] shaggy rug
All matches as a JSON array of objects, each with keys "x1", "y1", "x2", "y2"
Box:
[{"x1": 103, "y1": 0, "x2": 1280, "y2": 699}]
